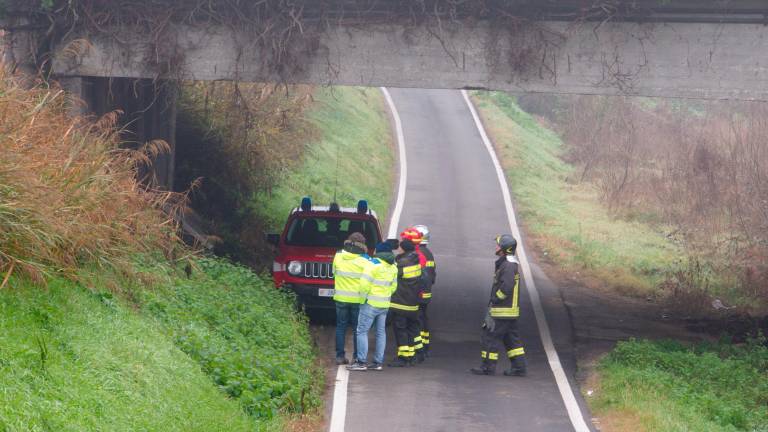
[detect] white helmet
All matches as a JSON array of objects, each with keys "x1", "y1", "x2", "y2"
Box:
[{"x1": 413, "y1": 224, "x2": 430, "y2": 244}]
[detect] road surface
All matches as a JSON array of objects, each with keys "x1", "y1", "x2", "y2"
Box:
[{"x1": 336, "y1": 88, "x2": 593, "y2": 432}]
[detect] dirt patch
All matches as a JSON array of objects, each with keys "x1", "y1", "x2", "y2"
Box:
[
  {"x1": 593, "y1": 409, "x2": 648, "y2": 432},
  {"x1": 283, "y1": 413, "x2": 326, "y2": 432}
]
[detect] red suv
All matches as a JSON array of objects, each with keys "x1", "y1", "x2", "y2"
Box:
[{"x1": 267, "y1": 197, "x2": 383, "y2": 309}]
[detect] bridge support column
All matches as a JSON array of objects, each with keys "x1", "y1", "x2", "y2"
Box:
[{"x1": 60, "y1": 76, "x2": 177, "y2": 190}]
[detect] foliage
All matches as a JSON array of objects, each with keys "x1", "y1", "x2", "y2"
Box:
[
  {"x1": 552, "y1": 94, "x2": 768, "y2": 312},
  {"x1": 142, "y1": 257, "x2": 323, "y2": 420},
  {"x1": 253, "y1": 86, "x2": 395, "y2": 231},
  {"x1": 0, "y1": 68, "x2": 185, "y2": 287},
  {"x1": 174, "y1": 81, "x2": 314, "y2": 265},
  {"x1": 176, "y1": 85, "x2": 394, "y2": 266},
  {"x1": 0, "y1": 275, "x2": 256, "y2": 432},
  {"x1": 592, "y1": 338, "x2": 768, "y2": 431},
  {"x1": 471, "y1": 90, "x2": 679, "y2": 296}
]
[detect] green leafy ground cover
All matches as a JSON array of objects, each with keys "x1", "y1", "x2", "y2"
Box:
[
  {"x1": 0, "y1": 257, "x2": 322, "y2": 432},
  {"x1": 592, "y1": 339, "x2": 768, "y2": 431},
  {"x1": 254, "y1": 87, "x2": 395, "y2": 231},
  {"x1": 471, "y1": 91, "x2": 680, "y2": 295},
  {"x1": 0, "y1": 275, "x2": 255, "y2": 432},
  {"x1": 143, "y1": 258, "x2": 323, "y2": 422}
]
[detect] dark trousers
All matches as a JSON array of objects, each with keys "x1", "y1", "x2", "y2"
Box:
[
  {"x1": 418, "y1": 303, "x2": 430, "y2": 351},
  {"x1": 391, "y1": 310, "x2": 420, "y2": 360},
  {"x1": 335, "y1": 301, "x2": 359, "y2": 359},
  {"x1": 480, "y1": 319, "x2": 525, "y2": 370}
]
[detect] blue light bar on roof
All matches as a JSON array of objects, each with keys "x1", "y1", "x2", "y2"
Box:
[
  {"x1": 300, "y1": 197, "x2": 312, "y2": 211},
  {"x1": 357, "y1": 200, "x2": 368, "y2": 214}
]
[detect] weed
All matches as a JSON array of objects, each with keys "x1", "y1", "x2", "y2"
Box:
[
  {"x1": 593, "y1": 338, "x2": 768, "y2": 431},
  {"x1": 143, "y1": 257, "x2": 323, "y2": 420},
  {"x1": 0, "y1": 276, "x2": 256, "y2": 431},
  {"x1": 0, "y1": 68, "x2": 184, "y2": 288}
]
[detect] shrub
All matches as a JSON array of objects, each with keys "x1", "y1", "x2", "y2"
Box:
[
  {"x1": 143, "y1": 257, "x2": 323, "y2": 419},
  {"x1": 0, "y1": 69, "x2": 184, "y2": 286},
  {"x1": 596, "y1": 338, "x2": 768, "y2": 431}
]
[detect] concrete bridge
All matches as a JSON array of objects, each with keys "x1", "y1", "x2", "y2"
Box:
[{"x1": 3, "y1": 0, "x2": 768, "y2": 190}]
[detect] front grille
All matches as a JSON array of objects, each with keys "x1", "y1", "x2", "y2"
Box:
[{"x1": 302, "y1": 262, "x2": 334, "y2": 279}]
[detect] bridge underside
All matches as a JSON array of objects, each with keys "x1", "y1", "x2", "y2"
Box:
[{"x1": 47, "y1": 19, "x2": 768, "y2": 101}]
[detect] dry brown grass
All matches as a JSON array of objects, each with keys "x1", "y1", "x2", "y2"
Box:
[{"x1": 0, "y1": 68, "x2": 187, "y2": 287}]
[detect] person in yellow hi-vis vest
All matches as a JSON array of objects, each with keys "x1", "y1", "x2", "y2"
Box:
[
  {"x1": 347, "y1": 242, "x2": 398, "y2": 371},
  {"x1": 332, "y1": 232, "x2": 370, "y2": 365},
  {"x1": 470, "y1": 234, "x2": 527, "y2": 377}
]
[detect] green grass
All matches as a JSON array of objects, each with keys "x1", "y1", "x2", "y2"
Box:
[
  {"x1": 471, "y1": 91, "x2": 681, "y2": 295},
  {"x1": 142, "y1": 258, "x2": 323, "y2": 422},
  {"x1": 591, "y1": 338, "x2": 768, "y2": 431},
  {"x1": 0, "y1": 257, "x2": 322, "y2": 431},
  {"x1": 254, "y1": 86, "x2": 395, "y2": 231},
  {"x1": 0, "y1": 276, "x2": 256, "y2": 432}
]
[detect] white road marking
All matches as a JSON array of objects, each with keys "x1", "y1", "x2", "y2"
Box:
[
  {"x1": 461, "y1": 89, "x2": 592, "y2": 432},
  {"x1": 381, "y1": 87, "x2": 408, "y2": 239},
  {"x1": 328, "y1": 87, "x2": 408, "y2": 432},
  {"x1": 329, "y1": 364, "x2": 350, "y2": 432}
]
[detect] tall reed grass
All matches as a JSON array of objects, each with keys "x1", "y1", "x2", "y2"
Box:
[{"x1": 0, "y1": 68, "x2": 184, "y2": 288}]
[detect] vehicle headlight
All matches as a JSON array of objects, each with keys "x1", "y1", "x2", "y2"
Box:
[{"x1": 287, "y1": 261, "x2": 303, "y2": 276}]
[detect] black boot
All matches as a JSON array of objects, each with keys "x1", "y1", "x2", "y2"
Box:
[
  {"x1": 388, "y1": 358, "x2": 410, "y2": 368},
  {"x1": 470, "y1": 361, "x2": 496, "y2": 376},
  {"x1": 504, "y1": 356, "x2": 527, "y2": 377}
]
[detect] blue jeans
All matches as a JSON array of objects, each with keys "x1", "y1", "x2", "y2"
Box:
[
  {"x1": 335, "y1": 301, "x2": 359, "y2": 359},
  {"x1": 355, "y1": 303, "x2": 389, "y2": 365}
]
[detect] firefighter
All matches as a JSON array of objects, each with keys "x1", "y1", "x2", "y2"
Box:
[
  {"x1": 332, "y1": 232, "x2": 370, "y2": 365},
  {"x1": 388, "y1": 238, "x2": 424, "y2": 367},
  {"x1": 413, "y1": 224, "x2": 435, "y2": 358},
  {"x1": 470, "y1": 234, "x2": 527, "y2": 376},
  {"x1": 347, "y1": 242, "x2": 398, "y2": 371},
  {"x1": 400, "y1": 228, "x2": 428, "y2": 362}
]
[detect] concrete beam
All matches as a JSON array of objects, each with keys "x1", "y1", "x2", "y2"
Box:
[{"x1": 51, "y1": 20, "x2": 768, "y2": 100}]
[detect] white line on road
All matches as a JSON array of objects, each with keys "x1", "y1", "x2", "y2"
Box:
[
  {"x1": 462, "y1": 89, "x2": 592, "y2": 432},
  {"x1": 328, "y1": 87, "x2": 408, "y2": 432},
  {"x1": 329, "y1": 363, "x2": 350, "y2": 432},
  {"x1": 382, "y1": 87, "x2": 408, "y2": 239}
]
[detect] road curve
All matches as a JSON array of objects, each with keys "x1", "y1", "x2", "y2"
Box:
[{"x1": 342, "y1": 88, "x2": 593, "y2": 432}]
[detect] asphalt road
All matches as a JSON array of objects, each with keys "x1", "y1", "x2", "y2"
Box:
[{"x1": 341, "y1": 88, "x2": 594, "y2": 432}]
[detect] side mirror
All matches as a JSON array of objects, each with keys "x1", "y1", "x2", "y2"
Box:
[{"x1": 265, "y1": 233, "x2": 280, "y2": 246}]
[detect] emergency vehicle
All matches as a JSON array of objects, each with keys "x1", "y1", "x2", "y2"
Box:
[{"x1": 267, "y1": 197, "x2": 383, "y2": 309}]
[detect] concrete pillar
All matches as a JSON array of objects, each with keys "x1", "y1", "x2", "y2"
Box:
[
  {"x1": 57, "y1": 76, "x2": 87, "y2": 117},
  {"x1": 64, "y1": 76, "x2": 178, "y2": 190}
]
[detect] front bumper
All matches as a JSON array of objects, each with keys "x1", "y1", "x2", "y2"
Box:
[{"x1": 284, "y1": 283, "x2": 336, "y2": 309}]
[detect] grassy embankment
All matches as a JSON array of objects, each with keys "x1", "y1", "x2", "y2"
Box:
[
  {"x1": 0, "y1": 71, "x2": 321, "y2": 431},
  {"x1": 254, "y1": 87, "x2": 395, "y2": 231},
  {"x1": 471, "y1": 90, "x2": 679, "y2": 296},
  {"x1": 471, "y1": 91, "x2": 768, "y2": 431}
]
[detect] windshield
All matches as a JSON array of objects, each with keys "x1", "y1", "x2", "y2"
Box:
[{"x1": 285, "y1": 217, "x2": 380, "y2": 249}]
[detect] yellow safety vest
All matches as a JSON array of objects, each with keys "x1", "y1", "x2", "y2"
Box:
[
  {"x1": 362, "y1": 260, "x2": 398, "y2": 309},
  {"x1": 332, "y1": 250, "x2": 369, "y2": 304}
]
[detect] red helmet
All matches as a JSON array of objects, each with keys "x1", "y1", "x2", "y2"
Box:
[{"x1": 400, "y1": 227, "x2": 423, "y2": 244}]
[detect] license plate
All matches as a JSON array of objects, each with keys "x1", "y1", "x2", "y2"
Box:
[{"x1": 318, "y1": 288, "x2": 335, "y2": 297}]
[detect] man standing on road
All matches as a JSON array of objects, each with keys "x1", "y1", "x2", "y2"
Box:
[
  {"x1": 413, "y1": 224, "x2": 436, "y2": 358},
  {"x1": 332, "y1": 232, "x2": 370, "y2": 365},
  {"x1": 347, "y1": 242, "x2": 399, "y2": 371},
  {"x1": 470, "y1": 234, "x2": 527, "y2": 376},
  {"x1": 388, "y1": 238, "x2": 424, "y2": 367},
  {"x1": 400, "y1": 228, "x2": 428, "y2": 362}
]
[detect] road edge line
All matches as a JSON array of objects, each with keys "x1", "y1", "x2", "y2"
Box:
[
  {"x1": 461, "y1": 89, "x2": 591, "y2": 432},
  {"x1": 381, "y1": 87, "x2": 408, "y2": 239},
  {"x1": 328, "y1": 87, "x2": 407, "y2": 432}
]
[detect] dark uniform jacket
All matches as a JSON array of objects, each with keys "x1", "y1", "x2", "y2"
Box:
[
  {"x1": 417, "y1": 245, "x2": 436, "y2": 304},
  {"x1": 488, "y1": 255, "x2": 521, "y2": 319},
  {"x1": 390, "y1": 251, "x2": 424, "y2": 314}
]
